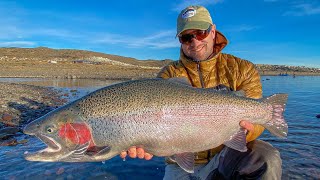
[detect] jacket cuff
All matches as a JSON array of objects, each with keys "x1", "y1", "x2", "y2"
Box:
[{"x1": 246, "y1": 124, "x2": 265, "y2": 142}]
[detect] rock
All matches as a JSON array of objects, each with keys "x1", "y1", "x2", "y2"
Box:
[
  {"x1": 2, "y1": 113, "x2": 13, "y2": 122},
  {"x1": 0, "y1": 138, "x2": 18, "y2": 146},
  {"x1": 48, "y1": 60, "x2": 57, "y2": 64},
  {"x1": 0, "y1": 114, "x2": 18, "y2": 126},
  {"x1": 17, "y1": 139, "x2": 28, "y2": 144},
  {"x1": 56, "y1": 167, "x2": 65, "y2": 175},
  {"x1": 0, "y1": 127, "x2": 20, "y2": 139},
  {"x1": 316, "y1": 114, "x2": 320, "y2": 118},
  {"x1": 8, "y1": 176, "x2": 16, "y2": 180},
  {"x1": 45, "y1": 170, "x2": 51, "y2": 176},
  {"x1": 30, "y1": 105, "x2": 40, "y2": 110}
]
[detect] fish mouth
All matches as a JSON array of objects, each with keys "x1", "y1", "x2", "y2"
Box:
[
  {"x1": 25, "y1": 133, "x2": 111, "y2": 162},
  {"x1": 24, "y1": 134, "x2": 62, "y2": 161}
]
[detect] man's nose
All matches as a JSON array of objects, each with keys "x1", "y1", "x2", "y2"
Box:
[{"x1": 190, "y1": 37, "x2": 201, "y2": 46}]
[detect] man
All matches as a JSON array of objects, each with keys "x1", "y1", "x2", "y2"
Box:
[{"x1": 121, "y1": 5, "x2": 282, "y2": 180}]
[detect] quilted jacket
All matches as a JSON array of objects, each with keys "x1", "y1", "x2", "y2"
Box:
[{"x1": 157, "y1": 30, "x2": 264, "y2": 163}]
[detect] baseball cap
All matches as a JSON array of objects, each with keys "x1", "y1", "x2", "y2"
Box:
[{"x1": 176, "y1": 5, "x2": 213, "y2": 36}]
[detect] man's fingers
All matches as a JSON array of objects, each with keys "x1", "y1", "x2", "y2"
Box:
[
  {"x1": 240, "y1": 120, "x2": 254, "y2": 132},
  {"x1": 120, "y1": 151, "x2": 127, "y2": 159},
  {"x1": 128, "y1": 146, "x2": 137, "y2": 158},
  {"x1": 120, "y1": 146, "x2": 153, "y2": 160},
  {"x1": 144, "y1": 153, "x2": 153, "y2": 160},
  {"x1": 137, "y1": 147, "x2": 145, "y2": 159}
]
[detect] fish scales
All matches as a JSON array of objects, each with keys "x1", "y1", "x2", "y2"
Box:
[
  {"x1": 23, "y1": 78, "x2": 287, "y2": 173},
  {"x1": 71, "y1": 79, "x2": 271, "y2": 154}
]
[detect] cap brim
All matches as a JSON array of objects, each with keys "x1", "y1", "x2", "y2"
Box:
[{"x1": 176, "y1": 22, "x2": 211, "y2": 36}]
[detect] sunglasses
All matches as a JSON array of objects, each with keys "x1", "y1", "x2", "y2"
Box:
[{"x1": 178, "y1": 26, "x2": 212, "y2": 45}]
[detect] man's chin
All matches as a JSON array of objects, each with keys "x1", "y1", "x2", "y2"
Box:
[
  {"x1": 189, "y1": 55, "x2": 207, "y2": 61},
  {"x1": 188, "y1": 51, "x2": 208, "y2": 61}
]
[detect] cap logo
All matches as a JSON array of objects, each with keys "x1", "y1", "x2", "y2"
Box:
[{"x1": 181, "y1": 8, "x2": 196, "y2": 19}]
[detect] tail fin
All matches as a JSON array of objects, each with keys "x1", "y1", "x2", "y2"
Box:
[{"x1": 262, "y1": 94, "x2": 288, "y2": 138}]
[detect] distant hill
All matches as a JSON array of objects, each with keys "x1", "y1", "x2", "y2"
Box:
[
  {"x1": 0, "y1": 47, "x2": 319, "y2": 77},
  {"x1": 0, "y1": 47, "x2": 173, "y2": 68}
]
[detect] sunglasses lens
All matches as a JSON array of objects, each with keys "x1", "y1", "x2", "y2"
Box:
[
  {"x1": 179, "y1": 34, "x2": 193, "y2": 44},
  {"x1": 179, "y1": 27, "x2": 211, "y2": 44},
  {"x1": 196, "y1": 31, "x2": 208, "y2": 41}
]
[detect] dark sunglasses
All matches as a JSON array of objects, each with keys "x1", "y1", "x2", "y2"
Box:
[{"x1": 178, "y1": 26, "x2": 212, "y2": 45}]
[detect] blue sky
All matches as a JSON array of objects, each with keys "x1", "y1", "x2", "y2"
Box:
[{"x1": 1, "y1": 0, "x2": 319, "y2": 68}]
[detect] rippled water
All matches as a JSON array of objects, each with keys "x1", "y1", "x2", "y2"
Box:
[
  {"x1": 260, "y1": 76, "x2": 320, "y2": 179},
  {"x1": 0, "y1": 76, "x2": 319, "y2": 179}
]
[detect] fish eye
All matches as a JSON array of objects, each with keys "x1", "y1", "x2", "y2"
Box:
[{"x1": 45, "y1": 126, "x2": 56, "y2": 134}]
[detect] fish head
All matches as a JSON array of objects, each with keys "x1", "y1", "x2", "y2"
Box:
[{"x1": 23, "y1": 104, "x2": 95, "y2": 162}]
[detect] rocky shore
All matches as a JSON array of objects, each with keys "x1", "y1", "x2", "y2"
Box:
[{"x1": 0, "y1": 82, "x2": 67, "y2": 146}]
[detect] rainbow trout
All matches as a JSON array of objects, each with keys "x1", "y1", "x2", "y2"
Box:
[{"x1": 23, "y1": 78, "x2": 288, "y2": 173}]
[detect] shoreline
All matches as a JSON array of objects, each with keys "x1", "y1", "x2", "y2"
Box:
[
  {"x1": 0, "y1": 71, "x2": 319, "y2": 80},
  {"x1": 0, "y1": 82, "x2": 67, "y2": 146}
]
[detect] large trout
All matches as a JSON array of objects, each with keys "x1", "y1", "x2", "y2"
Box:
[{"x1": 23, "y1": 78, "x2": 288, "y2": 173}]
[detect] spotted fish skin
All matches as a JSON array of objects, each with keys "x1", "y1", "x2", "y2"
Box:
[{"x1": 23, "y1": 78, "x2": 288, "y2": 173}]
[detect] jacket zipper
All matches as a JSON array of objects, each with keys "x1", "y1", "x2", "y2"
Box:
[{"x1": 196, "y1": 60, "x2": 205, "y2": 88}]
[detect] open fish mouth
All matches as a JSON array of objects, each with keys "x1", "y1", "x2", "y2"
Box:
[
  {"x1": 24, "y1": 134, "x2": 62, "y2": 161},
  {"x1": 24, "y1": 133, "x2": 111, "y2": 162},
  {"x1": 37, "y1": 134, "x2": 61, "y2": 151}
]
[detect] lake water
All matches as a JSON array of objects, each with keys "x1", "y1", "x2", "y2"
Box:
[{"x1": 0, "y1": 76, "x2": 319, "y2": 179}]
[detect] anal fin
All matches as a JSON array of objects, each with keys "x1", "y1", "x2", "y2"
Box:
[
  {"x1": 175, "y1": 152, "x2": 195, "y2": 173},
  {"x1": 223, "y1": 128, "x2": 248, "y2": 152}
]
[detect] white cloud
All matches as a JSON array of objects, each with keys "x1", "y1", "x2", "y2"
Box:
[
  {"x1": 225, "y1": 41, "x2": 320, "y2": 68},
  {"x1": 92, "y1": 30, "x2": 180, "y2": 49},
  {"x1": 0, "y1": 24, "x2": 82, "y2": 41},
  {"x1": 224, "y1": 24, "x2": 260, "y2": 32},
  {"x1": 0, "y1": 41, "x2": 36, "y2": 47},
  {"x1": 30, "y1": 28, "x2": 80, "y2": 39},
  {"x1": 283, "y1": 3, "x2": 320, "y2": 16}
]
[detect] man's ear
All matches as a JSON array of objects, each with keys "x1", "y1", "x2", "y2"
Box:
[
  {"x1": 211, "y1": 24, "x2": 216, "y2": 31},
  {"x1": 211, "y1": 24, "x2": 216, "y2": 38}
]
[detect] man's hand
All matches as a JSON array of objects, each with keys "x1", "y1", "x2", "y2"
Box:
[
  {"x1": 120, "y1": 146, "x2": 153, "y2": 160},
  {"x1": 240, "y1": 120, "x2": 254, "y2": 133}
]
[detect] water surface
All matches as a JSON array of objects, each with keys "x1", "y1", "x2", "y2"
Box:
[{"x1": 0, "y1": 76, "x2": 319, "y2": 179}]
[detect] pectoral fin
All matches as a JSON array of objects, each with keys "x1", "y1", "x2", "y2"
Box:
[
  {"x1": 223, "y1": 128, "x2": 248, "y2": 152},
  {"x1": 175, "y1": 152, "x2": 195, "y2": 173}
]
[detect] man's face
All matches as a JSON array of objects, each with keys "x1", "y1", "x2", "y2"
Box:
[{"x1": 180, "y1": 25, "x2": 216, "y2": 61}]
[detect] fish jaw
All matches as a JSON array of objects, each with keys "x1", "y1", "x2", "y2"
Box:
[
  {"x1": 24, "y1": 134, "x2": 63, "y2": 161},
  {"x1": 23, "y1": 114, "x2": 64, "y2": 161}
]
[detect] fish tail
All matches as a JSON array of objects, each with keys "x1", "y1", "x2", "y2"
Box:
[{"x1": 263, "y1": 94, "x2": 288, "y2": 138}]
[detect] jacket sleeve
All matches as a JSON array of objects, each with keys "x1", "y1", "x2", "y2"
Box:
[
  {"x1": 157, "y1": 63, "x2": 176, "y2": 79},
  {"x1": 237, "y1": 60, "x2": 265, "y2": 142}
]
